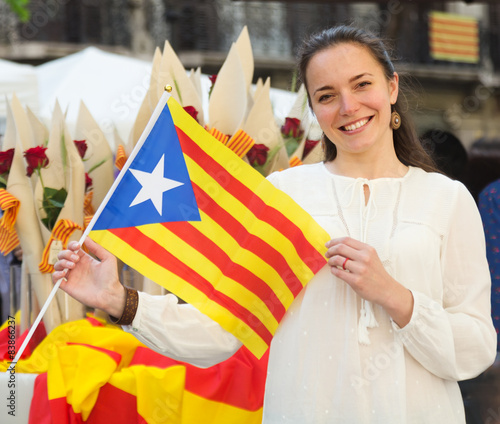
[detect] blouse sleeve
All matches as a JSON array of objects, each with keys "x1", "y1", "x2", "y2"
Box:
[
  {"x1": 122, "y1": 292, "x2": 243, "y2": 368},
  {"x1": 393, "y1": 183, "x2": 497, "y2": 381}
]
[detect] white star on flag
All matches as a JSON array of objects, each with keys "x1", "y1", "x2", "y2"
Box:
[{"x1": 129, "y1": 154, "x2": 184, "y2": 215}]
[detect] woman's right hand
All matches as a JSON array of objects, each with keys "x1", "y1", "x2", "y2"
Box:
[{"x1": 52, "y1": 236, "x2": 127, "y2": 318}]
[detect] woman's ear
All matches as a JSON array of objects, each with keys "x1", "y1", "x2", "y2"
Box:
[{"x1": 389, "y1": 72, "x2": 399, "y2": 104}]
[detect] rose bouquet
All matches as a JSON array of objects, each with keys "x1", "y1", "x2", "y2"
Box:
[{"x1": 4, "y1": 96, "x2": 62, "y2": 332}]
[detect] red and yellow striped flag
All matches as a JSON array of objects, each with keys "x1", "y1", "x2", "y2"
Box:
[
  {"x1": 429, "y1": 11, "x2": 479, "y2": 64},
  {"x1": 226, "y1": 129, "x2": 255, "y2": 158},
  {"x1": 87, "y1": 94, "x2": 329, "y2": 358}
]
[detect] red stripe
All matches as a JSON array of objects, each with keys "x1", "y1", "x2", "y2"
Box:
[
  {"x1": 109, "y1": 226, "x2": 273, "y2": 345},
  {"x1": 165, "y1": 219, "x2": 286, "y2": 321},
  {"x1": 175, "y1": 126, "x2": 326, "y2": 274},
  {"x1": 189, "y1": 182, "x2": 304, "y2": 297}
]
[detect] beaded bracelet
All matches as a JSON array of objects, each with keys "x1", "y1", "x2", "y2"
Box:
[{"x1": 109, "y1": 287, "x2": 139, "y2": 326}]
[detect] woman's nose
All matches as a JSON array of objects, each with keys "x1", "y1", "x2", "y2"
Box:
[{"x1": 339, "y1": 93, "x2": 359, "y2": 116}]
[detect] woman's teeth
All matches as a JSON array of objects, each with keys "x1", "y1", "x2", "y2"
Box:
[{"x1": 343, "y1": 118, "x2": 369, "y2": 131}]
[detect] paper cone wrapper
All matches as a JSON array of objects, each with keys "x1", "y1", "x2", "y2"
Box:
[
  {"x1": 74, "y1": 101, "x2": 115, "y2": 208},
  {"x1": 160, "y1": 40, "x2": 205, "y2": 126},
  {"x1": 241, "y1": 78, "x2": 288, "y2": 175},
  {"x1": 243, "y1": 78, "x2": 283, "y2": 151},
  {"x1": 147, "y1": 47, "x2": 163, "y2": 112},
  {"x1": 235, "y1": 26, "x2": 254, "y2": 90},
  {"x1": 2, "y1": 102, "x2": 16, "y2": 151},
  {"x1": 128, "y1": 93, "x2": 153, "y2": 149},
  {"x1": 189, "y1": 67, "x2": 203, "y2": 105},
  {"x1": 113, "y1": 127, "x2": 125, "y2": 151},
  {"x1": 302, "y1": 118, "x2": 324, "y2": 164},
  {"x1": 36, "y1": 101, "x2": 86, "y2": 322},
  {"x1": 26, "y1": 106, "x2": 49, "y2": 146},
  {"x1": 10, "y1": 94, "x2": 37, "y2": 150},
  {"x1": 287, "y1": 84, "x2": 310, "y2": 121},
  {"x1": 282, "y1": 84, "x2": 310, "y2": 159},
  {"x1": 7, "y1": 123, "x2": 62, "y2": 332},
  {"x1": 209, "y1": 42, "x2": 247, "y2": 135},
  {"x1": 302, "y1": 140, "x2": 324, "y2": 165}
]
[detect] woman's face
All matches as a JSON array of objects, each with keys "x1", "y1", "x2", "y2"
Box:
[{"x1": 306, "y1": 43, "x2": 399, "y2": 160}]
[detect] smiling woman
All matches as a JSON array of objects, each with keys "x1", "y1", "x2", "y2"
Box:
[{"x1": 52, "y1": 25, "x2": 497, "y2": 424}]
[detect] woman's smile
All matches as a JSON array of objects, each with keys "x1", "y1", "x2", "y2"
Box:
[{"x1": 339, "y1": 116, "x2": 373, "y2": 133}]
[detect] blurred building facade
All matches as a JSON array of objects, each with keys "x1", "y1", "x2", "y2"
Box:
[{"x1": 1, "y1": 0, "x2": 500, "y2": 147}]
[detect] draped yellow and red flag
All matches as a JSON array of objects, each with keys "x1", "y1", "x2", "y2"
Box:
[
  {"x1": 87, "y1": 93, "x2": 329, "y2": 358},
  {"x1": 20, "y1": 316, "x2": 268, "y2": 424}
]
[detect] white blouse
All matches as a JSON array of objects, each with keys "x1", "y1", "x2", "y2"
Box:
[{"x1": 124, "y1": 163, "x2": 496, "y2": 423}]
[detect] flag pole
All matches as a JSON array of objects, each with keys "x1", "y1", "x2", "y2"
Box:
[{"x1": 6, "y1": 86, "x2": 173, "y2": 372}]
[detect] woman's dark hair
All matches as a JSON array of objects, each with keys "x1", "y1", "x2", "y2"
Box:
[{"x1": 297, "y1": 25, "x2": 438, "y2": 172}]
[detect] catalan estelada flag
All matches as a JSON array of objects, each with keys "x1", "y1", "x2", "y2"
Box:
[
  {"x1": 429, "y1": 11, "x2": 479, "y2": 64},
  {"x1": 87, "y1": 92, "x2": 329, "y2": 358}
]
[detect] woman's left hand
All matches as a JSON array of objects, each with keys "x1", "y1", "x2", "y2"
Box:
[{"x1": 325, "y1": 236, "x2": 414, "y2": 327}]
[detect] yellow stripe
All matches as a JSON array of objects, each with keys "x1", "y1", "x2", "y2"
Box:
[
  {"x1": 182, "y1": 391, "x2": 263, "y2": 423},
  {"x1": 89, "y1": 229, "x2": 269, "y2": 357},
  {"x1": 139, "y1": 223, "x2": 280, "y2": 335}
]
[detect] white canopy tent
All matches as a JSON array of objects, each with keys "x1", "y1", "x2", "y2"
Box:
[
  {"x1": 0, "y1": 59, "x2": 39, "y2": 138},
  {"x1": 36, "y1": 47, "x2": 153, "y2": 148}
]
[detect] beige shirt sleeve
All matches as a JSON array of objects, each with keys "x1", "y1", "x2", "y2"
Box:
[{"x1": 123, "y1": 292, "x2": 242, "y2": 368}]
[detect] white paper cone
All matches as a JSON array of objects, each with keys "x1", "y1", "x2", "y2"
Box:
[
  {"x1": 74, "y1": 101, "x2": 115, "y2": 208},
  {"x1": 161, "y1": 40, "x2": 205, "y2": 125},
  {"x1": 209, "y1": 42, "x2": 247, "y2": 135}
]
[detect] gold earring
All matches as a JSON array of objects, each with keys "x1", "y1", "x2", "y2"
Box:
[{"x1": 391, "y1": 111, "x2": 401, "y2": 130}]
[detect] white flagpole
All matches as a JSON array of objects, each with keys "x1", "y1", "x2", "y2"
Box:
[{"x1": 6, "y1": 88, "x2": 173, "y2": 372}]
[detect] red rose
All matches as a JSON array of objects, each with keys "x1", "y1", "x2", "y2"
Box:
[
  {"x1": 303, "y1": 139, "x2": 320, "y2": 159},
  {"x1": 0, "y1": 148, "x2": 15, "y2": 175},
  {"x1": 85, "y1": 172, "x2": 93, "y2": 191},
  {"x1": 281, "y1": 117, "x2": 304, "y2": 139},
  {"x1": 247, "y1": 144, "x2": 269, "y2": 166},
  {"x1": 183, "y1": 106, "x2": 199, "y2": 122},
  {"x1": 24, "y1": 146, "x2": 49, "y2": 177},
  {"x1": 74, "y1": 139, "x2": 87, "y2": 159}
]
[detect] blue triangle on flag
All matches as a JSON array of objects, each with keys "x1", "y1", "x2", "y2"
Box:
[{"x1": 93, "y1": 104, "x2": 201, "y2": 231}]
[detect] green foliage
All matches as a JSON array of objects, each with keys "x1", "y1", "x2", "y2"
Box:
[
  {"x1": 5, "y1": 0, "x2": 31, "y2": 23},
  {"x1": 41, "y1": 187, "x2": 68, "y2": 231}
]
